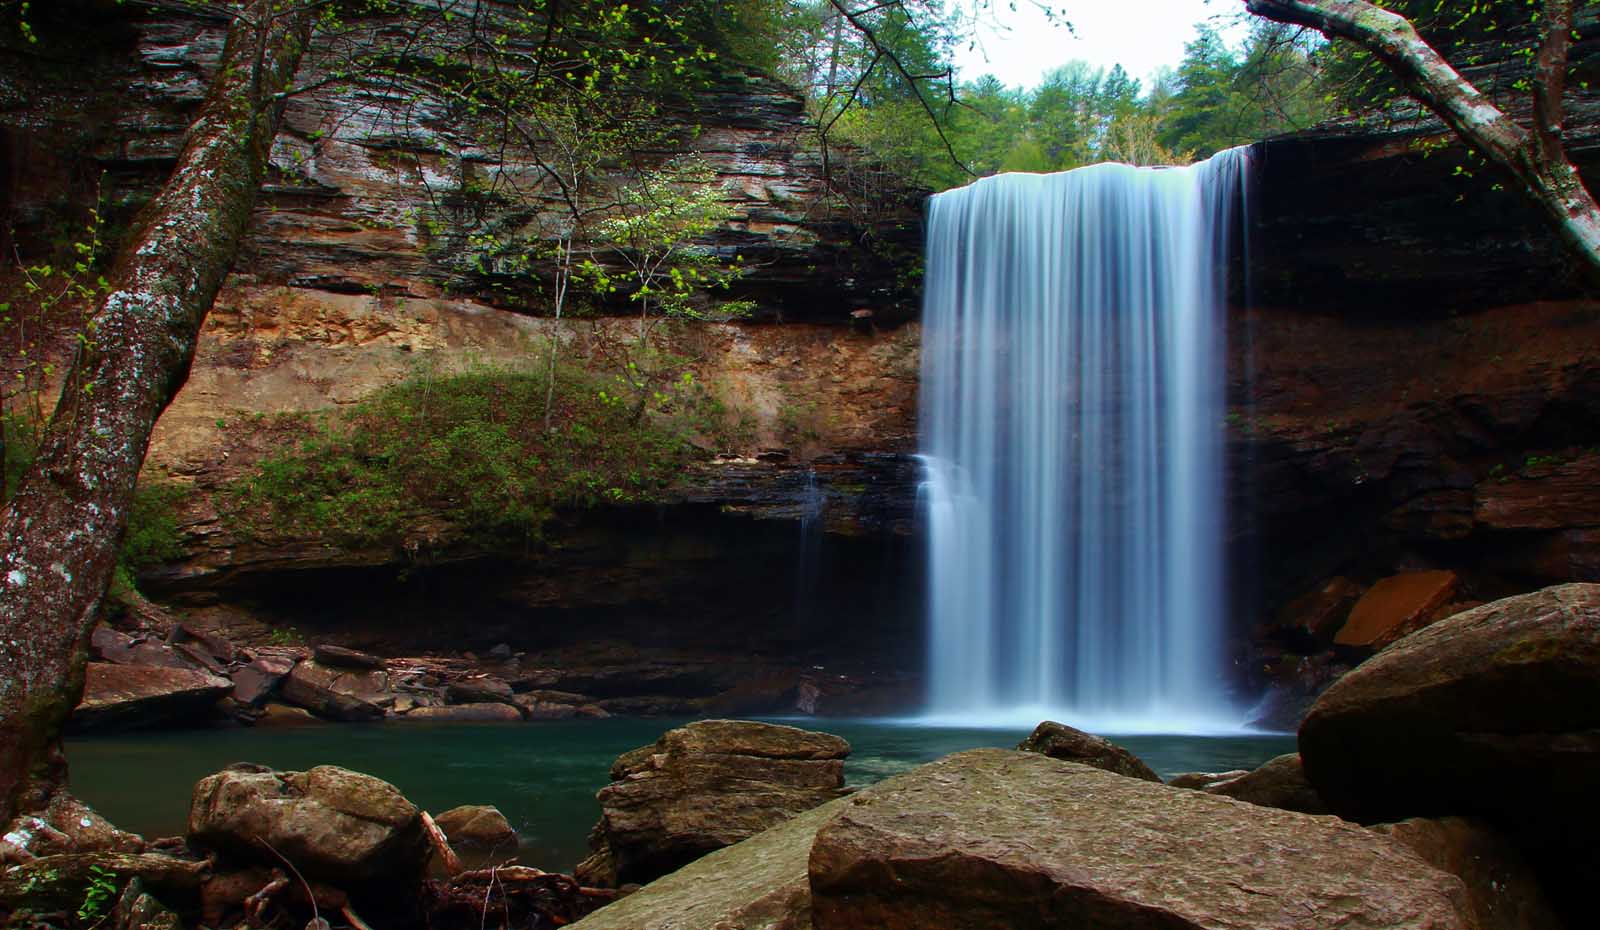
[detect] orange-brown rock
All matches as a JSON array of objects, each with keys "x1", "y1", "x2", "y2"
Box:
[
  {"x1": 1334, "y1": 570, "x2": 1458, "y2": 647},
  {"x1": 808, "y1": 749, "x2": 1478, "y2": 930}
]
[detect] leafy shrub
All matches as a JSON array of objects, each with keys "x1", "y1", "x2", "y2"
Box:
[{"x1": 227, "y1": 362, "x2": 723, "y2": 550}]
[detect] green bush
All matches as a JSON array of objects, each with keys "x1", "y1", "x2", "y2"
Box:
[{"x1": 227, "y1": 362, "x2": 721, "y2": 550}]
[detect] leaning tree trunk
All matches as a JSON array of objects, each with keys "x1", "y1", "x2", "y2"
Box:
[
  {"x1": 1244, "y1": 0, "x2": 1600, "y2": 277},
  {"x1": 0, "y1": 0, "x2": 312, "y2": 822}
]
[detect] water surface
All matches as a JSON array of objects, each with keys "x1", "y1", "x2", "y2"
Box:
[{"x1": 67, "y1": 720, "x2": 1293, "y2": 870}]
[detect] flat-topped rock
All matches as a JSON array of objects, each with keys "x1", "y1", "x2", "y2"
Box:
[
  {"x1": 809, "y1": 749, "x2": 1476, "y2": 930},
  {"x1": 70, "y1": 663, "x2": 231, "y2": 732},
  {"x1": 575, "y1": 719, "x2": 849, "y2": 887},
  {"x1": 1334, "y1": 569, "x2": 1458, "y2": 648}
]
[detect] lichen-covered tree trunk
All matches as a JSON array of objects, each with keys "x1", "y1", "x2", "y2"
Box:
[
  {"x1": 0, "y1": 0, "x2": 312, "y2": 822},
  {"x1": 1244, "y1": 0, "x2": 1600, "y2": 278}
]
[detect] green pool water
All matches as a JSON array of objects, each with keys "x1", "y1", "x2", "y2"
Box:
[{"x1": 65, "y1": 720, "x2": 1294, "y2": 871}]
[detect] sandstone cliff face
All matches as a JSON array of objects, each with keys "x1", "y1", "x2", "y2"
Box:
[{"x1": 8, "y1": 2, "x2": 1600, "y2": 719}]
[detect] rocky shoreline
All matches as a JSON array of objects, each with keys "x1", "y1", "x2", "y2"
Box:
[
  {"x1": 74, "y1": 598, "x2": 919, "y2": 733},
  {"x1": 7, "y1": 581, "x2": 1593, "y2": 930}
]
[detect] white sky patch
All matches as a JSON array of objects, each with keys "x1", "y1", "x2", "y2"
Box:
[{"x1": 951, "y1": 0, "x2": 1251, "y2": 91}]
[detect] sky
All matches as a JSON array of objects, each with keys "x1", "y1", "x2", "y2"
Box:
[{"x1": 949, "y1": 0, "x2": 1250, "y2": 91}]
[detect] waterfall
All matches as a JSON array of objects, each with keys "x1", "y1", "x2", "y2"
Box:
[{"x1": 918, "y1": 149, "x2": 1250, "y2": 733}]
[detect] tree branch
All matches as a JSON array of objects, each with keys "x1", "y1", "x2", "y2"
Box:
[{"x1": 1244, "y1": 0, "x2": 1600, "y2": 279}]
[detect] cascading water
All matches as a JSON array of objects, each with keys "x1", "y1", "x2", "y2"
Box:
[{"x1": 918, "y1": 149, "x2": 1250, "y2": 733}]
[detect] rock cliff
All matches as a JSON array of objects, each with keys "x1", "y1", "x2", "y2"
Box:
[{"x1": 8, "y1": 1, "x2": 1600, "y2": 722}]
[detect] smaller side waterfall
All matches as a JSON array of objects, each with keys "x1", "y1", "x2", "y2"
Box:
[{"x1": 918, "y1": 150, "x2": 1250, "y2": 733}]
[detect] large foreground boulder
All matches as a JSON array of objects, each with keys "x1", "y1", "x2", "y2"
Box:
[
  {"x1": 71, "y1": 662, "x2": 232, "y2": 732},
  {"x1": 1298, "y1": 582, "x2": 1600, "y2": 916},
  {"x1": 567, "y1": 798, "x2": 849, "y2": 930},
  {"x1": 574, "y1": 719, "x2": 849, "y2": 887},
  {"x1": 808, "y1": 749, "x2": 1478, "y2": 929},
  {"x1": 187, "y1": 763, "x2": 428, "y2": 885},
  {"x1": 1016, "y1": 720, "x2": 1160, "y2": 781}
]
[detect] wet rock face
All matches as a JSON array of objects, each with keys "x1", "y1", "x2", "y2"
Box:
[
  {"x1": 187, "y1": 764, "x2": 428, "y2": 885},
  {"x1": 575, "y1": 719, "x2": 849, "y2": 887},
  {"x1": 808, "y1": 749, "x2": 1477, "y2": 930}
]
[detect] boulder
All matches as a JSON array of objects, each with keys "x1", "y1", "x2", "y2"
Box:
[
  {"x1": 1196, "y1": 752, "x2": 1329, "y2": 814},
  {"x1": 402, "y1": 704, "x2": 524, "y2": 723},
  {"x1": 575, "y1": 720, "x2": 849, "y2": 887},
  {"x1": 230, "y1": 656, "x2": 295, "y2": 706},
  {"x1": 1334, "y1": 569, "x2": 1458, "y2": 647},
  {"x1": 71, "y1": 662, "x2": 232, "y2": 732},
  {"x1": 1299, "y1": 583, "x2": 1600, "y2": 920},
  {"x1": 1015, "y1": 720, "x2": 1160, "y2": 781},
  {"x1": 445, "y1": 676, "x2": 515, "y2": 704},
  {"x1": 280, "y1": 660, "x2": 389, "y2": 721},
  {"x1": 567, "y1": 798, "x2": 849, "y2": 930},
  {"x1": 1375, "y1": 817, "x2": 1563, "y2": 930},
  {"x1": 313, "y1": 644, "x2": 385, "y2": 669},
  {"x1": 187, "y1": 763, "x2": 428, "y2": 885},
  {"x1": 808, "y1": 749, "x2": 1477, "y2": 930},
  {"x1": 433, "y1": 805, "x2": 517, "y2": 851}
]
